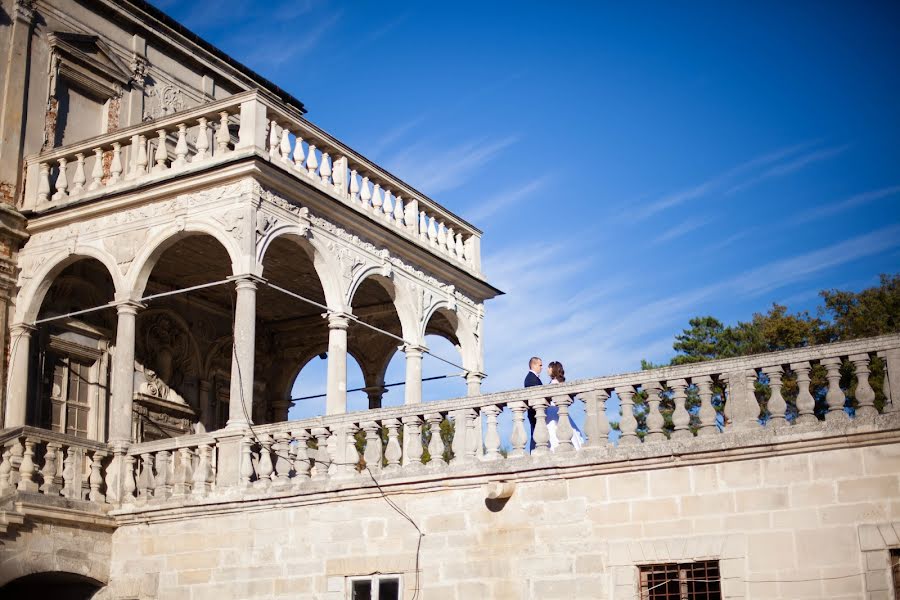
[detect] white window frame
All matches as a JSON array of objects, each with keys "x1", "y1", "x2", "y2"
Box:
[{"x1": 346, "y1": 574, "x2": 402, "y2": 600}]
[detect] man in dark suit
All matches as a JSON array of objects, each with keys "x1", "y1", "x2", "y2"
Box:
[
  {"x1": 525, "y1": 357, "x2": 542, "y2": 446},
  {"x1": 524, "y1": 356, "x2": 543, "y2": 388}
]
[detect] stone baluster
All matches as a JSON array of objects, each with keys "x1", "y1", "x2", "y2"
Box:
[
  {"x1": 643, "y1": 382, "x2": 665, "y2": 442},
  {"x1": 820, "y1": 358, "x2": 848, "y2": 422},
  {"x1": 268, "y1": 119, "x2": 279, "y2": 160},
  {"x1": 288, "y1": 430, "x2": 310, "y2": 484},
  {"x1": 362, "y1": 421, "x2": 383, "y2": 473},
  {"x1": 383, "y1": 190, "x2": 394, "y2": 220},
  {"x1": 88, "y1": 148, "x2": 103, "y2": 190},
  {"x1": 61, "y1": 447, "x2": 78, "y2": 499},
  {"x1": 338, "y1": 425, "x2": 361, "y2": 477},
  {"x1": 39, "y1": 442, "x2": 62, "y2": 496},
  {"x1": 153, "y1": 129, "x2": 168, "y2": 172},
  {"x1": 137, "y1": 453, "x2": 154, "y2": 500},
  {"x1": 425, "y1": 413, "x2": 446, "y2": 466},
  {"x1": 393, "y1": 195, "x2": 404, "y2": 223},
  {"x1": 0, "y1": 448, "x2": 13, "y2": 495},
  {"x1": 427, "y1": 217, "x2": 438, "y2": 245},
  {"x1": 509, "y1": 401, "x2": 528, "y2": 457},
  {"x1": 465, "y1": 409, "x2": 480, "y2": 461},
  {"x1": 616, "y1": 385, "x2": 639, "y2": 445},
  {"x1": 173, "y1": 124, "x2": 189, "y2": 167},
  {"x1": 668, "y1": 379, "x2": 691, "y2": 439},
  {"x1": 279, "y1": 126, "x2": 292, "y2": 164},
  {"x1": 17, "y1": 437, "x2": 39, "y2": 493},
  {"x1": 154, "y1": 450, "x2": 172, "y2": 500},
  {"x1": 192, "y1": 444, "x2": 214, "y2": 496},
  {"x1": 445, "y1": 227, "x2": 454, "y2": 254},
  {"x1": 7, "y1": 439, "x2": 23, "y2": 488},
  {"x1": 239, "y1": 437, "x2": 254, "y2": 488},
  {"x1": 216, "y1": 111, "x2": 231, "y2": 154},
  {"x1": 332, "y1": 156, "x2": 347, "y2": 194},
  {"x1": 71, "y1": 153, "x2": 86, "y2": 194},
  {"x1": 51, "y1": 158, "x2": 68, "y2": 201},
  {"x1": 37, "y1": 162, "x2": 50, "y2": 203},
  {"x1": 372, "y1": 184, "x2": 383, "y2": 214},
  {"x1": 405, "y1": 200, "x2": 418, "y2": 233},
  {"x1": 383, "y1": 419, "x2": 402, "y2": 471},
  {"x1": 306, "y1": 144, "x2": 319, "y2": 177},
  {"x1": 554, "y1": 395, "x2": 577, "y2": 452},
  {"x1": 122, "y1": 455, "x2": 136, "y2": 504},
  {"x1": 847, "y1": 353, "x2": 877, "y2": 419},
  {"x1": 402, "y1": 416, "x2": 424, "y2": 467},
  {"x1": 110, "y1": 142, "x2": 123, "y2": 183},
  {"x1": 88, "y1": 451, "x2": 106, "y2": 503},
  {"x1": 320, "y1": 152, "x2": 332, "y2": 184},
  {"x1": 481, "y1": 405, "x2": 502, "y2": 460},
  {"x1": 437, "y1": 222, "x2": 446, "y2": 250},
  {"x1": 419, "y1": 211, "x2": 428, "y2": 240},
  {"x1": 454, "y1": 233, "x2": 464, "y2": 260},
  {"x1": 582, "y1": 389, "x2": 609, "y2": 447},
  {"x1": 272, "y1": 432, "x2": 292, "y2": 486},
  {"x1": 789, "y1": 362, "x2": 816, "y2": 424},
  {"x1": 694, "y1": 375, "x2": 717, "y2": 435},
  {"x1": 360, "y1": 176, "x2": 372, "y2": 208},
  {"x1": 312, "y1": 427, "x2": 331, "y2": 479},
  {"x1": 349, "y1": 169, "x2": 359, "y2": 201},
  {"x1": 135, "y1": 135, "x2": 149, "y2": 176},
  {"x1": 528, "y1": 397, "x2": 551, "y2": 455},
  {"x1": 255, "y1": 434, "x2": 274, "y2": 489},
  {"x1": 194, "y1": 117, "x2": 210, "y2": 162},
  {"x1": 173, "y1": 447, "x2": 194, "y2": 496},
  {"x1": 288, "y1": 134, "x2": 303, "y2": 168},
  {"x1": 762, "y1": 366, "x2": 787, "y2": 426}
]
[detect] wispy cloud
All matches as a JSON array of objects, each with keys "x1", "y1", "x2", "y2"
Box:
[
  {"x1": 465, "y1": 176, "x2": 551, "y2": 222},
  {"x1": 789, "y1": 184, "x2": 900, "y2": 225},
  {"x1": 651, "y1": 217, "x2": 713, "y2": 246},
  {"x1": 724, "y1": 144, "x2": 849, "y2": 196},
  {"x1": 244, "y1": 11, "x2": 344, "y2": 68},
  {"x1": 386, "y1": 136, "x2": 519, "y2": 194}
]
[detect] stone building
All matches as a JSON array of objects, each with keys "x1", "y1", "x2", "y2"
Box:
[{"x1": 1, "y1": 1, "x2": 899, "y2": 599}]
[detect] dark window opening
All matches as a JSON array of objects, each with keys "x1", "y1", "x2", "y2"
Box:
[{"x1": 639, "y1": 560, "x2": 721, "y2": 600}]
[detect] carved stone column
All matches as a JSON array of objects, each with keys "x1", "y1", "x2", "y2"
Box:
[
  {"x1": 3, "y1": 323, "x2": 35, "y2": 428},
  {"x1": 109, "y1": 300, "x2": 143, "y2": 444},
  {"x1": 0, "y1": 0, "x2": 36, "y2": 202},
  {"x1": 227, "y1": 275, "x2": 262, "y2": 428},
  {"x1": 325, "y1": 312, "x2": 350, "y2": 415},
  {"x1": 362, "y1": 385, "x2": 386, "y2": 410},
  {"x1": 465, "y1": 371, "x2": 485, "y2": 396},
  {"x1": 403, "y1": 344, "x2": 426, "y2": 405}
]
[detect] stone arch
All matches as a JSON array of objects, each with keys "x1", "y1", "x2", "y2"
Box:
[
  {"x1": 15, "y1": 246, "x2": 124, "y2": 324},
  {"x1": 423, "y1": 304, "x2": 479, "y2": 372},
  {"x1": 126, "y1": 219, "x2": 243, "y2": 297},
  {"x1": 283, "y1": 345, "x2": 370, "y2": 401},
  {"x1": 348, "y1": 270, "x2": 417, "y2": 345},
  {"x1": 0, "y1": 572, "x2": 104, "y2": 599},
  {"x1": 257, "y1": 225, "x2": 343, "y2": 311}
]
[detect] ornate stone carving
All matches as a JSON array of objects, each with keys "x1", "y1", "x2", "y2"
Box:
[
  {"x1": 143, "y1": 81, "x2": 185, "y2": 121},
  {"x1": 130, "y1": 55, "x2": 149, "y2": 86},
  {"x1": 103, "y1": 229, "x2": 148, "y2": 269},
  {"x1": 135, "y1": 312, "x2": 195, "y2": 404},
  {"x1": 215, "y1": 209, "x2": 246, "y2": 244}
]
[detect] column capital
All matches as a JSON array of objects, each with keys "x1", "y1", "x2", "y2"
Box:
[
  {"x1": 401, "y1": 343, "x2": 427, "y2": 357},
  {"x1": 14, "y1": 0, "x2": 36, "y2": 23},
  {"x1": 326, "y1": 311, "x2": 352, "y2": 330},
  {"x1": 9, "y1": 322, "x2": 36, "y2": 337},
  {"x1": 465, "y1": 371, "x2": 486, "y2": 383},
  {"x1": 113, "y1": 299, "x2": 145, "y2": 315},
  {"x1": 227, "y1": 273, "x2": 267, "y2": 290}
]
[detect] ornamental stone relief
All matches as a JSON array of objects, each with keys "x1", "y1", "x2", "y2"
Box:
[
  {"x1": 143, "y1": 81, "x2": 186, "y2": 121},
  {"x1": 103, "y1": 229, "x2": 148, "y2": 269}
]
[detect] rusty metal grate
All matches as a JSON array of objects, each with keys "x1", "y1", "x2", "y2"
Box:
[{"x1": 639, "y1": 560, "x2": 722, "y2": 600}]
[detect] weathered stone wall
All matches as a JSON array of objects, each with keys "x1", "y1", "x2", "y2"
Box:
[{"x1": 103, "y1": 440, "x2": 900, "y2": 600}]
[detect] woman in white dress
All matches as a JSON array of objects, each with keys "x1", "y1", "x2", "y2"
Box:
[{"x1": 545, "y1": 361, "x2": 585, "y2": 451}]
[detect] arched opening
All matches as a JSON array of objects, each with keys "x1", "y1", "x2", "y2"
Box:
[
  {"x1": 259, "y1": 234, "x2": 331, "y2": 422},
  {"x1": 0, "y1": 572, "x2": 104, "y2": 599},
  {"x1": 136, "y1": 234, "x2": 233, "y2": 437},
  {"x1": 288, "y1": 351, "x2": 368, "y2": 419},
  {"x1": 28, "y1": 258, "x2": 116, "y2": 440}
]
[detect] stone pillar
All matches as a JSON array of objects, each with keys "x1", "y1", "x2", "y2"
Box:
[
  {"x1": 465, "y1": 371, "x2": 485, "y2": 396},
  {"x1": 109, "y1": 301, "x2": 143, "y2": 444},
  {"x1": 362, "y1": 385, "x2": 386, "y2": 410},
  {"x1": 0, "y1": 0, "x2": 36, "y2": 202},
  {"x1": 403, "y1": 344, "x2": 426, "y2": 405},
  {"x1": 198, "y1": 379, "x2": 213, "y2": 431},
  {"x1": 878, "y1": 348, "x2": 900, "y2": 413},
  {"x1": 227, "y1": 275, "x2": 261, "y2": 428},
  {"x1": 325, "y1": 312, "x2": 350, "y2": 415},
  {"x1": 4, "y1": 323, "x2": 35, "y2": 428}
]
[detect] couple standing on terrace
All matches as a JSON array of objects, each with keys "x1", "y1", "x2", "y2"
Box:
[{"x1": 524, "y1": 357, "x2": 584, "y2": 450}]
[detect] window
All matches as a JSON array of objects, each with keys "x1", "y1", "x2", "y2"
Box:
[
  {"x1": 891, "y1": 548, "x2": 900, "y2": 600},
  {"x1": 348, "y1": 575, "x2": 401, "y2": 600},
  {"x1": 45, "y1": 354, "x2": 93, "y2": 438},
  {"x1": 639, "y1": 560, "x2": 721, "y2": 600}
]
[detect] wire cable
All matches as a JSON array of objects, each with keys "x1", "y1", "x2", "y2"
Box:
[{"x1": 290, "y1": 372, "x2": 465, "y2": 402}]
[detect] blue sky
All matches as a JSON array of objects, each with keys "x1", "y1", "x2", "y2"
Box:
[{"x1": 151, "y1": 1, "x2": 900, "y2": 415}]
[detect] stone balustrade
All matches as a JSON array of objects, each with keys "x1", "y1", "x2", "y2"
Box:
[
  {"x1": 3, "y1": 334, "x2": 898, "y2": 511},
  {"x1": 21, "y1": 89, "x2": 482, "y2": 274},
  {"x1": 0, "y1": 426, "x2": 111, "y2": 503}
]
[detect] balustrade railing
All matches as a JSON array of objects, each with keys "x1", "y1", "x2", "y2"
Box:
[
  {"x1": 21, "y1": 89, "x2": 482, "y2": 273},
  {"x1": 2, "y1": 335, "x2": 898, "y2": 510}
]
